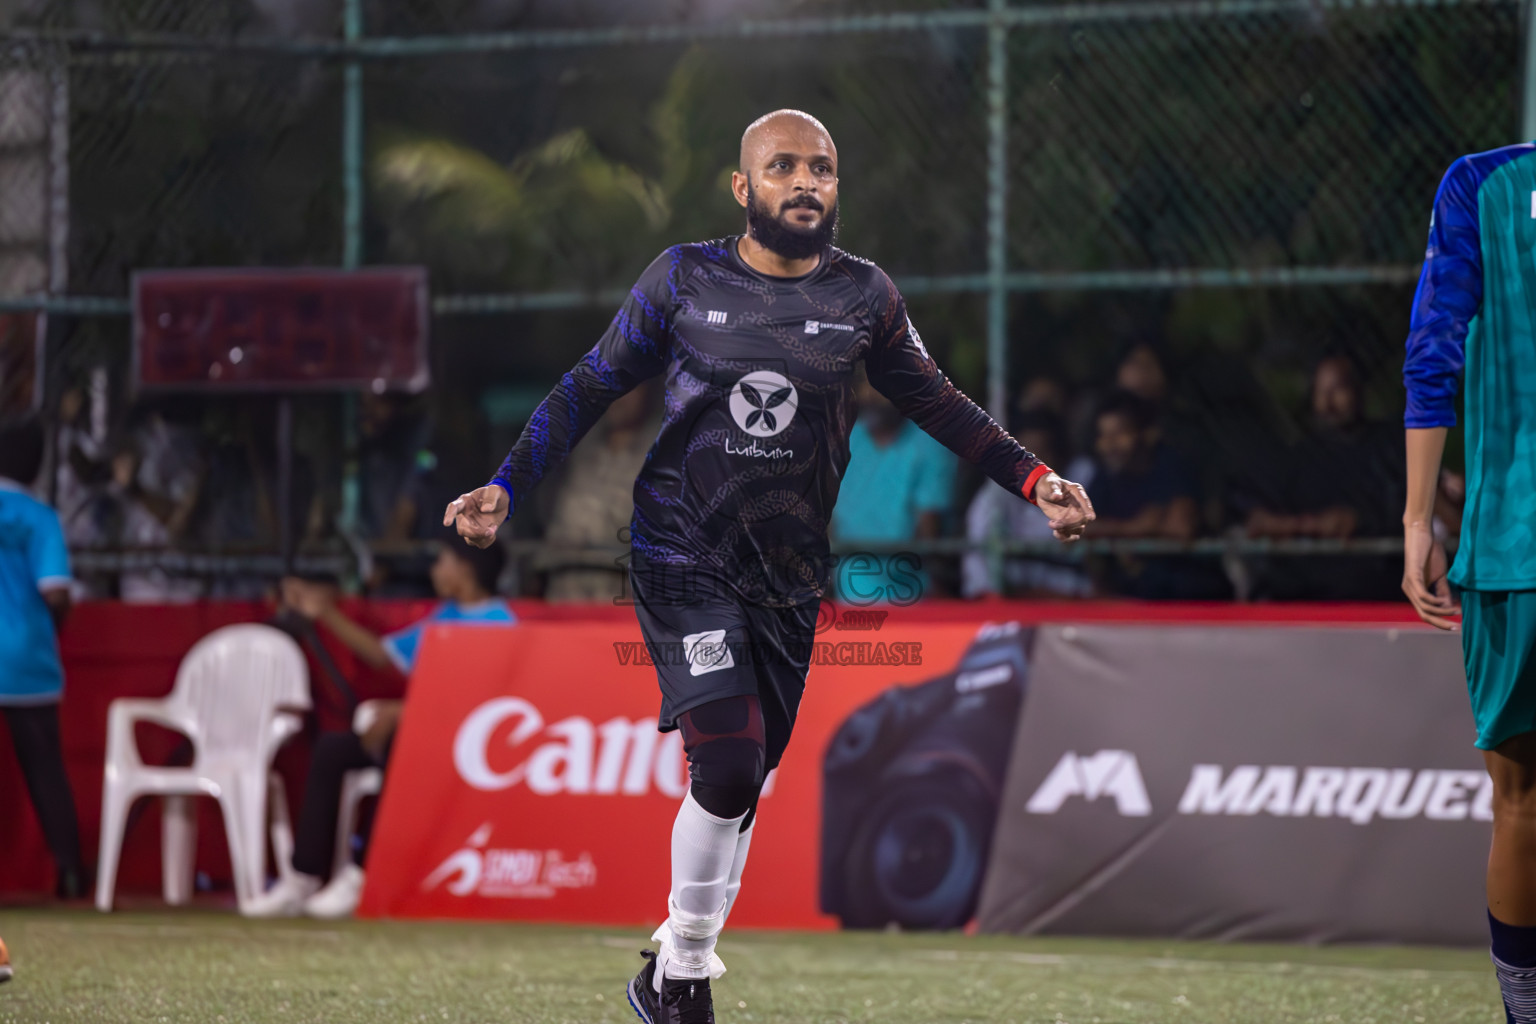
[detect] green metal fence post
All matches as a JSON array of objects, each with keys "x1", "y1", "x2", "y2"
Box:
[
  {"x1": 986, "y1": 0, "x2": 1010, "y2": 594},
  {"x1": 340, "y1": 0, "x2": 364, "y2": 544},
  {"x1": 1525, "y1": 0, "x2": 1536, "y2": 140},
  {"x1": 986, "y1": 0, "x2": 1009, "y2": 424},
  {"x1": 343, "y1": 0, "x2": 364, "y2": 270}
]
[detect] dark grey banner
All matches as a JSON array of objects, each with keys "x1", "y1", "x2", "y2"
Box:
[{"x1": 977, "y1": 625, "x2": 1488, "y2": 945}]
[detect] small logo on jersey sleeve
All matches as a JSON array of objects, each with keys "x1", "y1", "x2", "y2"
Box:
[
  {"x1": 906, "y1": 318, "x2": 931, "y2": 361},
  {"x1": 706, "y1": 310, "x2": 728, "y2": 325}
]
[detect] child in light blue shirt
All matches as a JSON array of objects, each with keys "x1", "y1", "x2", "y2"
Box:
[{"x1": 0, "y1": 416, "x2": 86, "y2": 898}]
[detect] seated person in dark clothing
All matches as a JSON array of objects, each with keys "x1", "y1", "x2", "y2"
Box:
[
  {"x1": 1089, "y1": 391, "x2": 1228, "y2": 599},
  {"x1": 1088, "y1": 391, "x2": 1198, "y2": 543},
  {"x1": 245, "y1": 538, "x2": 513, "y2": 918},
  {"x1": 1115, "y1": 341, "x2": 1170, "y2": 408},
  {"x1": 1245, "y1": 353, "x2": 1406, "y2": 599}
]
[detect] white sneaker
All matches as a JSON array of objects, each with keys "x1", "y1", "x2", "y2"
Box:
[
  {"x1": 242, "y1": 872, "x2": 322, "y2": 918},
  {"x1": 304, "y1": 864, "x2": 365, "y2": 919}
]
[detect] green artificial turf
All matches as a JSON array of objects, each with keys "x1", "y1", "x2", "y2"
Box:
[{"x1": 0, "y1": 909, "x2": 1502, "y2": 1023}]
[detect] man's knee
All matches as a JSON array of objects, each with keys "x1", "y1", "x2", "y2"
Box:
[
  {"x1": 687, "y1": 736, "x2": 764, "y2": 818},
  {"x1": 680, "y1": 698, "x2": 766, "y2": 819},
  {"x1": 1492, "y1": 775, "x2": 1536, "y2": 821},
  {"x1": 1486, "y1": 734, "x2": 1536, "y2": 820}
]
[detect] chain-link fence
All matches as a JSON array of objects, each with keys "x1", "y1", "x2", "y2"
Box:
[{"x1": 0, "y1": 0, "x2": 1524, "y2": 600}]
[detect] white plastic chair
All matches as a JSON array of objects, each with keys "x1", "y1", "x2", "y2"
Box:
[
  {"x1": 95, "y1": 623, "x2": 311, "y2": 913},
  {"x1": 331, "y1": 700, "x2": 387, "y2": 877}
]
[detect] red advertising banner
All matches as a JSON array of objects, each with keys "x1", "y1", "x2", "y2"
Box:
[
  {"x1": 358, "y1": 619, "x2": 981, "y2": 929},
  {"x1": 0, "y1": 601, "x2": 1420, "y2": 901}
]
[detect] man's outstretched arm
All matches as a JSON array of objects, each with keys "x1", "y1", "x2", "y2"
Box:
[
  {"x1": 863, "y1": 278, "x2": 1093, "y2": 541},
  {"x1": 446, "y1": 250, "x2": 676, "y2": 547}
]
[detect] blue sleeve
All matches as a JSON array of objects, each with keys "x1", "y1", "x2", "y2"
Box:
[
  {"x1": 1404, "y1": 158, "x2": 1484, "y2": 429},
  {"x1": 29, "y1": 506, "x2": 70, "y2": 589},
  {"x1": 381, "y1": 622, "x2": 424, "y2": 675},
  {"x1": 489, "y1": 250, "x2": 675, "y2": 510}
]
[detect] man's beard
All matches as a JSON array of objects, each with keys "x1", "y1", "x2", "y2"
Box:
[{"x1": 745, "y1": 180, "x2": 838, "y2": 261}]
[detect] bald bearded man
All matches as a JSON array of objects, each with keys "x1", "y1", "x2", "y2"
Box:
[{"x1": 445, "y1": 110, "x2": 1094, "y2": 1023}]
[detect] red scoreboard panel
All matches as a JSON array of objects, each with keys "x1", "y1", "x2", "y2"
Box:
[{"x1": 133, "y1": 267, "x2": 429, "y2": 392}]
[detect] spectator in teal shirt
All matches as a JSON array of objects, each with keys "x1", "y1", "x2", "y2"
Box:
[{"x1": 831, "y1": 379, "x2": 957, "y2": 604}]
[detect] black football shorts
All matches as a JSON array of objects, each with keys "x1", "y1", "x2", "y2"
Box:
[{"x1": 629, "y1": 558, "x2": 819, "y2": 771}]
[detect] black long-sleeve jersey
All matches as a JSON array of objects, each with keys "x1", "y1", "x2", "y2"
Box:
[{"x1": 491, "y1": 237, "x2": 1049, "y2": 607}]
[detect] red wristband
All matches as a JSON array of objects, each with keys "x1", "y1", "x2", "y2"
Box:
[{"x1": 1022, "y1": 464, "x2": 1053, "y2": 505}]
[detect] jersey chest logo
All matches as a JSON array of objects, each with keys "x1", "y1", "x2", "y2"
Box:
[{"x1": 728, "y1": 370, "x2": 799, "y2": 438}]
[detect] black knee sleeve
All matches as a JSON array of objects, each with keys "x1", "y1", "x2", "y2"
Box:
[
  {"x1": 680, "y1": 697, "x2": 766, "y2": 820},
  {"x1": 739, "y1": 795, "x2": 760, "y2": 832}
]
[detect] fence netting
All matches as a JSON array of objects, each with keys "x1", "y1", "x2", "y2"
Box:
[{"x1": 0, "y1": 0, "x2": 1523, "y2": 600}]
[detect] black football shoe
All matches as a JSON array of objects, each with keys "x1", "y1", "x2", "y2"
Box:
[
  {"x1": 626, "y1": 950, "x2": 661, "y2": 1024},
  {"x1": 658, "y1": 973, "x2": 715, "y2": 1024},
  {"x1": 626, "y1": 950, "x2": 716, "y2": 1024}
]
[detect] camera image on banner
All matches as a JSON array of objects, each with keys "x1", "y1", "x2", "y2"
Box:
[
  {"x1": 820, "y1": 621, "x2": 1034, "y2": 931},
  {"x1": 359, "y1": 618, "x2": 986, "y2": 928}
]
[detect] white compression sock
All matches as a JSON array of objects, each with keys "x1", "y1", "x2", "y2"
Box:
[
  {"x1": 656, "y1": 791, "x2": 747, "y2": 983},
  {"x1": 721, "y1": 822, "x2": 753, "y2": 926}
]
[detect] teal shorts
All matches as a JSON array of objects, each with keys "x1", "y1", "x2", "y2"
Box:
[{"x1": 1462, "y1": 589, "x2": 1536, "y2": 750}]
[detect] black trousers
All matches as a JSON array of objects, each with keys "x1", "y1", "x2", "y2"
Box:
[
  {"x1": 3, "y1": 703, "x2": 84, "y2": 878},
  {"x1": 291, "y1": 731, "x2": 390, "y2": 879}
]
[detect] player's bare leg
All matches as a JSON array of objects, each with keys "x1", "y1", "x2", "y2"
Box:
[
  {"x1": 1486, "y1": 734, "x2": 1536, "y2": 922},
  {"x1": 1484, "y1": 732, "x2": 1536, "y2": 1023}
]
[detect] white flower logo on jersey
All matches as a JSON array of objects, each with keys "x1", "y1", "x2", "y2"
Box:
[{"x1": 729, "y1": 370, "x2": 799, "y2": 438}]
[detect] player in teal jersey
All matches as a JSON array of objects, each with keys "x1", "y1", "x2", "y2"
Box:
[{"x1": 1403, "y1": 141, "x2": 1536, "y2": 1023}]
